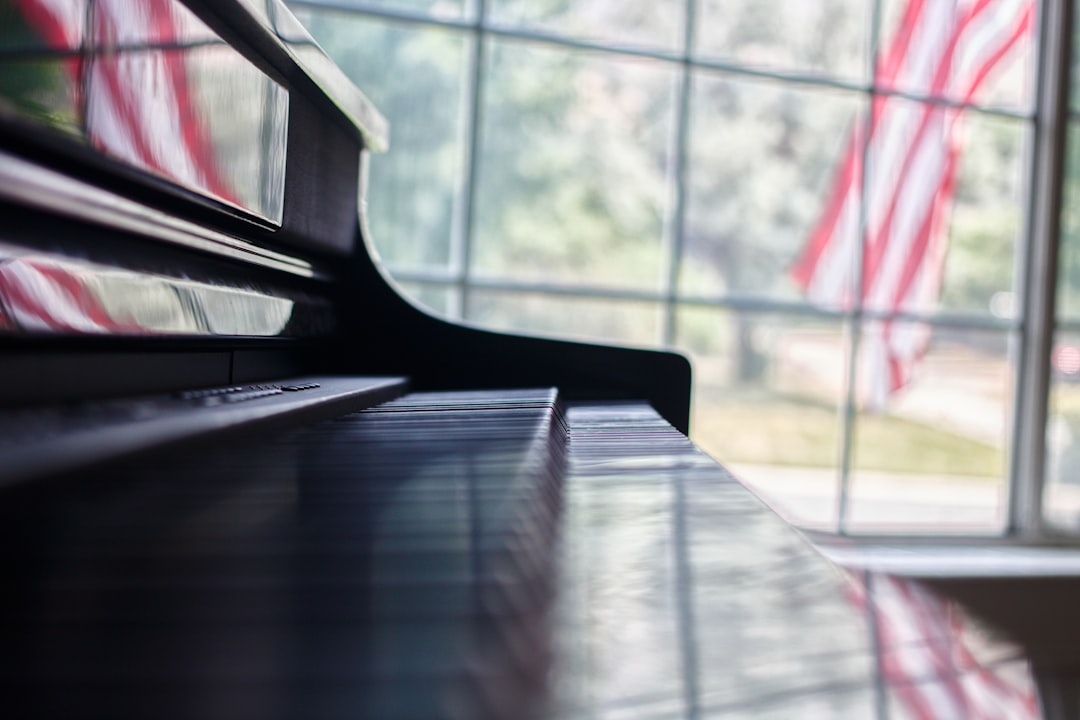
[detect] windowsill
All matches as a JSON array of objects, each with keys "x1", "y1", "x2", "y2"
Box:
[{"x1": 811, "y1": 538, "x2": 1080, "y2": 578}]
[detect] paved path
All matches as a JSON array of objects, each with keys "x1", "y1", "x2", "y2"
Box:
[{"x1": 728, "y1": 462, "x2": 1015, "y2": 532}]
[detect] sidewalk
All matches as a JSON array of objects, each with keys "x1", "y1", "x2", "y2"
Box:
[{"x1": 728, "y1": 462, "x2": 1010, "y2": 532}]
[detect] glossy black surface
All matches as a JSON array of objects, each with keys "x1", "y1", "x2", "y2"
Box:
[
  {"x1": 3, "y1": 388, "x2": 565, "y2": 719},
  {"x1": 0, "y1": 0, "x2": 288, "y2": 222},
  {"x1": 1, "y1": 392, "x2": 1038, "y2": 718},
  {"x1": 0, "y1": 375, "x2": 406, "y2": 486},
  {"x1": 227, "y1": 0, "x2": 388, "y2": 151},
  {"x1": 0, "y1": 245, "x2": 303, "y2": 336},
  {"x1": 0, "y1": 0, "x2": 692, "y2": 428},
  {"x1": 553, "y1": 404, "x2": 1038, "y2": 718}
]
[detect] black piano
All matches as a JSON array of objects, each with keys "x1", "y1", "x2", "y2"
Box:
[{"x1": 0, "y1": 1, "x2": 1053, "y2": 717}]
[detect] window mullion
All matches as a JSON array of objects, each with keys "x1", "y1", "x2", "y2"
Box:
[
  {"x1": 1010, "y1": 0, "x2": 1072, "y2": 538},
  {"x1": 662, "y1": 0, "x2": 697, "y2": 349},
  {"x1": 455, "y1": 0, "x2": 488, "y2": 321},
  {"x1": 837, "y1": 0, "x2": 885, "y2": 534}
]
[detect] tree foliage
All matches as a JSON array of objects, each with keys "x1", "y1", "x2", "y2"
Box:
[{"x1": 294, "y1": 0, "x2": 1027, "y2": 351}]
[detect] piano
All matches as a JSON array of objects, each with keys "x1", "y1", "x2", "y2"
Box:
[{"x1": 0, "y1": 1, "x2": 1055, "y2": 717}]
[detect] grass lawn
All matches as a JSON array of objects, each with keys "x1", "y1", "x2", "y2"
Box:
[
  {"x1": 1053, "y1": 384, "x2": 1080, "y2": 416},
  {"x1": 691, "y1": 387, "x2": 1002, "y2": 478}
]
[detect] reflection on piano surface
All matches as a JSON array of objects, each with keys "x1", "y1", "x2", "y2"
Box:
[
  {"x1": 3, "y1": 0, "x2": 288, "y2": 222},
  {"x1": 0, "y1": 249, "x2": 301, "y2": 336},
  {"x1": 2, "y1": 390, "x2": 1039, "y2": 718},
  {"x1": 0, "y1": 0, "x2": 1058, "y2": 718}
]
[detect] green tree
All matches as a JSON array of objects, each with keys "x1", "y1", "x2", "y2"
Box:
[{"x1": 290, "y1": 7, "x2": 468, "y2": 269}]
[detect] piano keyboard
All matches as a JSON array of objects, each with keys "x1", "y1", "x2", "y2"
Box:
[
  {"x1": 4, "y1": 388, "x2": 567, "y2": 719},
  {"x1": 0, "y1": 376, "x2": 408, "y2": 487},
  {"x1": 3, "y1": 388, "x2": 886, "y2": 719}
]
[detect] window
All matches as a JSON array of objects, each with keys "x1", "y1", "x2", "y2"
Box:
[{"x1": 288, "y1": 0, "x2": 1077, "y2": 539}]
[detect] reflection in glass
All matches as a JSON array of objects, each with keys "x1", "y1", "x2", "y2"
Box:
[
  {"x1": 846, "y1": 322, "x2": 1011, "y2": 534},
  {"x1": 468, "y1": 290, "x2": 662, "y2": 346},
  {"x1": 682, "y1": 73, "x2": 863, "y2": 302},
  {"x1": 0, "y1": 0, "x2": 85, "y2": 53},
  {"x1": 677, "y1": 307, "x2": 847, "y2": 530},
  {"x1": 0, "y1": 0, "x2": 288, "y2": 223},
  {"x1": 0, "y1": 58, "x2": 81, "y2": 137},
  {"x1": 490, "y1": 0, "x2": 683, "y2": 53},
  {"x1": 473, "y1": 39, "x2": 675, "y2": 291},
  {"x1": 695, "y1": 0, "x2": 869, "y2": 83},
  {"x1": 292, "y1": 9, "x2": 468, "y2": 270}
]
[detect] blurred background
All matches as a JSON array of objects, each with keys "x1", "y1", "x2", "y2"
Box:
[{"x1": 284, "y1": 0, "x2": 1080, "y2": 537}]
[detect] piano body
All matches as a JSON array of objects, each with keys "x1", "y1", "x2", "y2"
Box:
[{"x1": 0, "y1": 1, "x2": 1054, "y2": 717}]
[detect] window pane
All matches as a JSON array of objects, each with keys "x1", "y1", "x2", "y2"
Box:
[
  {"x1": 677, "y1": 307, "x2": 848, "y2": 530},
  {"x1": 292, "y1": 10, "x2": 469, "y2": 270},
  {"x1": 472, "y1": 40, "x2": 676, "y2": 292},
  {"x1": 466, "y1": 291, "x2": 663, "y2": 346},
  {"x1": 1045, "y1": 329, "x2": 1080, "y2": 531},
  {"x1": 1072, "y1": 0, "x2": 1080, "y2": 114},
  {"x1": 292, "y1": 0, "x2": 472, "y2": 20},
  {"x1": 695, "y1": 0, "x2": 869, "y2": 83},
  {"x1": 877, "y1": 0, "x2": 1036, "y2": 113},
  {"x1": 862, "y1": 101, "x2": 1025, "y2": 319},
  {"x1": 396, "y1": 280, "x2": 461, "y2": 318},
  {"x1": 681, "y1": 74, "x2": 864, "y2": 304},
  {"x1": 1057, "y1": 124, "x2": 1080, "y2": 321},
  {"x1": 939, "y1": 112, "x2": 1026, "y2": 317},
  {"x1": 845, "y1": 322, "x2": 1012, "y2": 534},
  {"x1": 489, "y1": 0, "x2": 682, "y2": 53}
]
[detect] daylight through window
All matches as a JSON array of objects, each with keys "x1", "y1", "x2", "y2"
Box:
[{"x1": 288, "y1": 0, "x2": 1080, "y2": 539}]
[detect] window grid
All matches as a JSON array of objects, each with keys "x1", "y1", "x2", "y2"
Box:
[
  {"x1": 1011, "y1": 0, "x2": 1071, "y2": 538},
  {"x1": 289, "y1": 0, "x2": 1035, "y2": 119},
  {"x1": 660, "y1": 0, "x2": 697, "y2": 347},
  {"x1": 457, "y1": 0, "x2": 488, "y2": 320},
  {"x1": 836, "y1": 0, "x2": 887, "y2": 533},
  {"x1": 291, "y1": 0, "x2": 1067, "y2": 539},
  {"x1": 384, "y1": 268, "x2": 1022, "y2": 330}
]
